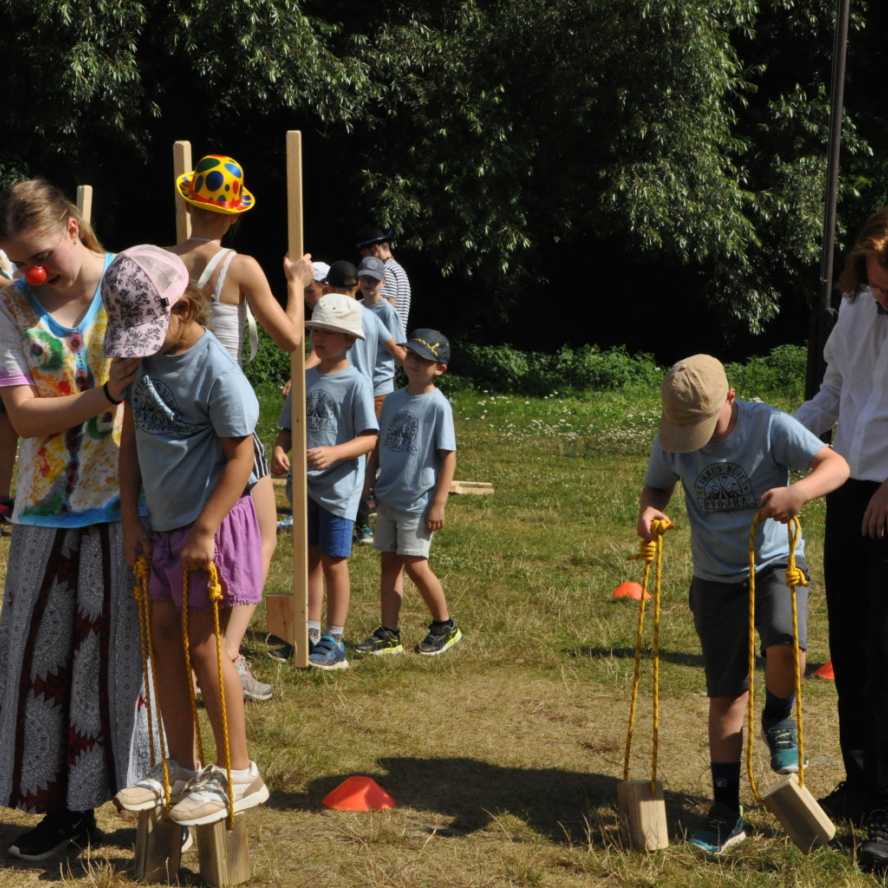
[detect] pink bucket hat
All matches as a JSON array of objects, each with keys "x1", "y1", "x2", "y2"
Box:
[{"x1": 103, "y1": 246, "x2": 189, "y2": 358}]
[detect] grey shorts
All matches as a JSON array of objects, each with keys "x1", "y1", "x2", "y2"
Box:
[
  {"x1": 689, "y1": 563, "x2": 809, "y2": 698},
  {"x1": 373, "y1": 503, "x2": 433, "y2": 558}
]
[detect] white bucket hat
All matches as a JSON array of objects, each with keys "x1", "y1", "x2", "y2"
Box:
[{"x1": 307, "y1": 293, "x2": 365, "y2": 340}]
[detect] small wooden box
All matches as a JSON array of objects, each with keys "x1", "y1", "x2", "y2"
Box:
[
  {"x1": 133, "y1": 810, "x2": 182, "y2": 882},
  {"x1": 762, "y1": 774, "x2": 836, "y2": 852},
  {"x1": 197, "y1": 817, "x2": 251, "y2": 887},
  {"x1": 265, "y1": 594, "x2": 296, "y2": 644},
  {"x1": 617, "y1": 779, "x2": 669, "y2": 851}
]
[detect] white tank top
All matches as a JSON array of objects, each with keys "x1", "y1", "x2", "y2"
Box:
[{"x1": 196, "y1": 248, "x2": 259, "y2": 365}]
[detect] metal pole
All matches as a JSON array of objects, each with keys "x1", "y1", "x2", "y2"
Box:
[{"x1": 806, "y1": 0, "x2": 851, "y2": 400}]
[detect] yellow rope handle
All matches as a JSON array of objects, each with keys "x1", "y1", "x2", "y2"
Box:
[
  {"x1": 623, "y1": 517, "x2": 672, "y2": 791},
  {"x1": 207, "y1": 564, "x2": 236, "y2": 829},
  {"x1": 746, "y1": 513, "x2": 808, "y2": 802},
  {"x1": 133, "y1": 557, "x2": 173, "y2": 809},
  {"x1": 181, "y1": 570, "x2": 206, "y2": 767}
]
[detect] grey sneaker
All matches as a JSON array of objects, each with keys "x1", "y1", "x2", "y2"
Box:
[
  {"x1": 169, "y1": 763, "x2": 269, "y2": 827},
  {"x1": 115, "y1": 761, "x2": 195, "y2": 812},
  {"x1": 234, "y1": 655, "x2": 272, "y2": 702}
]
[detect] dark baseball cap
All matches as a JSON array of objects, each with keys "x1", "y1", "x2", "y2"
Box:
[
  {"x1": 357, "y1": 257, "x2": 386, "y2": 281},
  {"x1": 355, "y1": 227, "x2": 394, "y2": 249},
  {"x1": 406, "y1": 328, "x2": 450, "y2": 364},
  {"x1": 326, "y1": 260, "x2": 358, "y2": 289}
]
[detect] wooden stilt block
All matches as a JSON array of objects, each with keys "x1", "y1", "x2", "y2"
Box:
[
  {"x1": 133, "y1": 809, "x2": 182, "y2": 882},
  {"x1": 449, "y1": 480, "x2": 494, "y2": 495},
  {"x1": 197, "y1": 817, "x2": 251, "y2": 886},
  {"x1": 762, "y1": 774, "x2": 836, "y2": 852},
  {"x1": 616, "y1": 779, "x2": 669, "y2": 851},
  {"x1": 266, "y1": 593, "x2": 296, "y2": 644}
]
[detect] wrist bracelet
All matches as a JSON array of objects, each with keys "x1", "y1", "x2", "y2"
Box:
[{"x1": 103, "y1": 381, "x2": 123, "y2": 405}]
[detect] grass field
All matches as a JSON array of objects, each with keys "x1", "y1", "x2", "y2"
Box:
[{"x1": 0, "y1": 382, "x2": 879, "y2": 886}]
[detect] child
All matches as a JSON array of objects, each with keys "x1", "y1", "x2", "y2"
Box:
[
  {"x1": 312, "y1": 259, "x2": 406, "y2": 545},
  {"x1": 270, "y1": 293, "x2": 378, "y2": 669},
  {"x1": 172, "y1": 153, "x2": 313, "y2": 701},
  {"x1": 355, "y1": 329, "x2": 462, "y2": 657},
  {"x1": 110, "y1": 245, "x2": 268, "y2": 825},
  {"x1": 638, "y1": 354, "x2": 848, "y2": 854}
]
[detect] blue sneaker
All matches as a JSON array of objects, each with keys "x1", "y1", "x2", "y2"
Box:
[
  {"x1": 762, "y1": 718, "x2": 799, "y2": 774},
  {"x1": 354, "y1": 523, "x2": 374, "y2": 545},
  {"x1": 689, "y1": 804, "x2": 746, "y2": 855},
  {"x1": 309, "y1": 634, "x2": 349, "y2": 671}
]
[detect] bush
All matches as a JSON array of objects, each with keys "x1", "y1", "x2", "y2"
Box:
[
  {"x1": 244, "y1": 329, "x2": 290, "y2": 389},
  {"x1": 725, "y1": 344, "x2": 807, "y2": 402}
]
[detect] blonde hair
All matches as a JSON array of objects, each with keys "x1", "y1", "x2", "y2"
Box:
[
  {"x1": 0, "y1": 178, "x2": 104, "y2": 253},
  {"x1": 838, "y1": 207, "x2": 888, "y2": 299},
  {"x1": 175, "y1": 283, "x2": 211, "y2": 327}
]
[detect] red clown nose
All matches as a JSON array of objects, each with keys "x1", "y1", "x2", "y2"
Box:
[{"x1": 25, "y1": 266, "x2": 48, "y2": 286}]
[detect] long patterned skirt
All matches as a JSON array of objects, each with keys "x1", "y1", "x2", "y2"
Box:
[{"x1": 0, "y1": 522, "x2": 149, "y2": 813}]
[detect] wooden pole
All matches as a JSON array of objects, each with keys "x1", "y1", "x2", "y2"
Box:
[
  {"x1": 173, "y1": 141, "x2": 193, "y2": 243},
  {"x1": 266, "y1": 132, "x2": 310, "y2": 667},
  {"x1": 76, "y1": 185, "x2": 93, "y2": 225}
]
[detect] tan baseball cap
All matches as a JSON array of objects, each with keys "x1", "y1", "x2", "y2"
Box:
[
  {"x1": 659, "y1": 354, "x2": 729, "y2": 452},
  {"x1": 306, "y1": 292, "x2": 365, "y2": 340}
]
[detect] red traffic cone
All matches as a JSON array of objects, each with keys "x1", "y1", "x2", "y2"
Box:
[
  {"x1": 814, "y1": 660, "x2": 835, "y2": 681},
  {"x1": 322, "y1": 776, "x2": 396, "y2": 811},
  {"x1": 611, "y1": 581, "x2": 651, "y2": 602}
]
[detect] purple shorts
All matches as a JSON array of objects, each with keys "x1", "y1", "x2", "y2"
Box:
[{"x1": 149, "y1": 495, "x2": 263, "y2": 610}]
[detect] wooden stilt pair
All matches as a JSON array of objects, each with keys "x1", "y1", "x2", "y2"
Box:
[
  {"x1": 131, "y1": 557, "x2": 250, "y2": 886},
  {"x1": 616, "y1": 513, "x2": 835, "y2": 853}
]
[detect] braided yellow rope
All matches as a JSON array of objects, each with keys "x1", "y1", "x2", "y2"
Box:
[
  {"x1": 133, "y1": 557, "x2": 172, "y2": 809},
  {"x1": 746, "y1": 513, "x2": 808, "y2": 802},
  {"x1": 181, "y1": 570, "x2": 206, "y2": 767},
  {"x1": 623, "y1": 518, "x2": 672, "y2": 793},
  {"x1": 207, "y1": 563, "x2": 236, "y2": 829}
]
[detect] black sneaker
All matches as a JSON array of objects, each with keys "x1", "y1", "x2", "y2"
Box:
[
  {"x1": 7, "y1": 810, "x2": 102, "y2": 862},
  {"x1": 355, "y1": 627, "x2": 404, "y2": 656},
  {"x1": 820, "y1": 780, "x2": 869, "y2": 827},
  {"x1": 416, "y1": 620, "x2": 463, "y2": 656},
  {"x1": 861, "y1": 808, "x2": 888, "y2": 873}
]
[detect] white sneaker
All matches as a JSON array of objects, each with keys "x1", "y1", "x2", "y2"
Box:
[
  {"x1": 115, "y1": 761, "x2": 195, "y2": 812},
  {"x1": 169, "y1": 763, "x2": 269, "y2": 826}
]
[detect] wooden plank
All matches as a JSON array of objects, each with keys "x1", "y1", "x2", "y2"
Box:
[
  {"x1": 173, "y1": 141, "x2": 193, "y2": 243},
  {"x1": 196, "y1": 817, "x2": 251, "y2": 886},
  {"x1": 762, "y1": 774, "x2": 836, "y2": 852},
  {"x1": 76, "y1": 185, "x2": 93, "y2": 225},
  {"x1": 265, "y1": 130, "x2": 310, "y2": 667},
  {"x1": 616, "y1": 779, "x2": 669, "y2": 851},
  {"x1": 450, "y1": 481, "x2": 494, "y2": 495},
  {"x1": 133, "y1": 810, "x2": 182, "y2": 882}
]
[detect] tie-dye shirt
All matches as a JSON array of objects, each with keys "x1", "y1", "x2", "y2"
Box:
[{"x1": 0, "y1": 254, "x2": 123, "y2": 527}]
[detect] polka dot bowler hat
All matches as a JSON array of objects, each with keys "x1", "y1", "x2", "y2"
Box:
[{"x1": 176, "y1": 154, "x2": 256, "y2": 215}]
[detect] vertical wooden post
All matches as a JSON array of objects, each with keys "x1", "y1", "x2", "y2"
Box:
[
  {"x1": 76, "y1": 185, "x2": 93, "y2": 224},
  {"x1": 173, "y1": 141, "x2": 193, "y2": 243}
]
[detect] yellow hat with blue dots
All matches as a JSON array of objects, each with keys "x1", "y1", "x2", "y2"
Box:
[{"x1": 176, "y1": 154, "x2": 256, "y2": 215}]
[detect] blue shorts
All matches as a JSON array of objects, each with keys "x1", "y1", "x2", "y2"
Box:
[{"x1": 308, "y1": 499, "x2": 353, "y2": 559}]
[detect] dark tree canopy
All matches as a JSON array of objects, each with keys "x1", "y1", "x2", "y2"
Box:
[{"x1": 1, "y1": 0, "x2": 884, "y2": 361}]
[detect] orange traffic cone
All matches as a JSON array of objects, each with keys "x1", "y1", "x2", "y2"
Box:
[
  {"x1": 814, "y1": 660, "x2": 835, "y2": 681},
  {"x1": 322, "y1": 776, "x2": 396, "y2": 812},
  {"x1": 611, "y1": 581, "x2": 651, "y2": 602}
]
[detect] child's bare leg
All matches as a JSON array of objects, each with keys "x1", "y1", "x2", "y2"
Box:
[
  {"x1": 764, "y1": 643, "x2": 805, "y2": 698},
  {"x1": 322, "y1": 556, "x2": 350, "y2": 629},
  {"x1": 190, "y1": 607, "x2": 249, "y2": 770},
  {"x1": 0, "y1": 413, "x2": 16, "y2": 500},
  {"x1": 223, "y1": 604, "x2": 257, "y2": 662},
  {"x1": 250, "y1": 475, "x2": 277, "y2": 580},
  {"x1": 151, "y1": 600, "x2": 197, "y2": 768},
  {"x1": 708, "y1": 693, "x2": 747, "y2": 762},
  {"x1": 403, "y1": 557, "x2": 449, "y2": 622},
  {"x1": 380, "y1": 551, "x2": 405, "y2": 628}
]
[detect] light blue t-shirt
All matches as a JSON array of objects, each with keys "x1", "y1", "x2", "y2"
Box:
[
  {"x1": 131, "y1": 331, "x2": 259, "y2": 532},
  {"x1": 344, "y1": 303, "x2": 390, "y2": 392},
  {"x1": 644, "y1": 400, "x2": 825, "y2": 582},
  {"x1": 363, "y1": 298, "x2": 404, "y2": 396},
  {"x1": 375, "y1": 387, "x2": 457, "y2": 514},
  {"x1": 280, "y1": 366, "x2": 378, "y2": 520}
]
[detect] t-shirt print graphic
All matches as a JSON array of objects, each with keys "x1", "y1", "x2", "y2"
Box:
[
  {"x1": 693, "y1": 463, "x2": 758, "y2": 512},
  {"x1": 133, "y1": 375, "x2": 194, "y2": 436},
  {"x1": 384, "y1": 410, "x2": 419, "y2": 454},
  {"x1": 307, "y1": 389, "x2": 336, "y2": 433}
]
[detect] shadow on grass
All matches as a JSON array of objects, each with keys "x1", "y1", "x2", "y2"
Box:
[
  {"x1": 568, "y1": 645, "x2": 706, "y2": 669},
  {"x1": 270, "y1": 756, "x2": 708, "y2": 847}
]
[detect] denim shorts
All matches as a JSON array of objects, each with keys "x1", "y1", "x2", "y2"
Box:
[
  {"x1": 689, "y1": 562, "x2": 809, "y2": 697},
  {"x1": 373, "y1": 503, "x2": 433, "y2": 558},
  {"x1": 308, "y1": 498, "x2": 353, "y2": 559}
]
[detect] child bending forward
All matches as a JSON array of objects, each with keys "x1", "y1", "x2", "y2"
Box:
[{"x1": 108, "y1": 245, "x2": 268, "y2": 826}]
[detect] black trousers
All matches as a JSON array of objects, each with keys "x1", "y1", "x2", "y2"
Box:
[{"x1": 824, "y1": 479, "x2": 888, "y2": 798}]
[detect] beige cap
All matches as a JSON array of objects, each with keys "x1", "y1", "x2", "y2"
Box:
[
  {"x1": 306, "y1": 293, "x2": 365, "y2": 340},
  {"x1": 659, "y1": 354, "x2": 729, "y2": 452}
]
